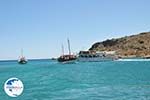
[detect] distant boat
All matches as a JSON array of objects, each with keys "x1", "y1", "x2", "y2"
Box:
[
  {"x1": 57, "y1": 39, "x2": 77, "y2": 63},
  {"x1": 18, "y1": 49, "x2": 27, "y2": 64},
  {"x1": 51, "y1": 58, "x2": 57, "y2": 60}
]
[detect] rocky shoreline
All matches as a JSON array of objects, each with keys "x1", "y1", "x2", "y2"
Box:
[{"x1": 89, "y1": 32, "x2": 150, "y2": 58}]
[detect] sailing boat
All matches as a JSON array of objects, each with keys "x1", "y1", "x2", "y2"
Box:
[
  {"x1": 18, "y1": 49, "x2": 27, "y2": 64},
  {"x1": 57, "y1": 39, "x2": 77, "y2": 63}
]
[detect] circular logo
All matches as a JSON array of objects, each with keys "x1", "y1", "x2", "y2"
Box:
[{"x1": 4, "y1": 77, "x2": 24, "y2": 97}]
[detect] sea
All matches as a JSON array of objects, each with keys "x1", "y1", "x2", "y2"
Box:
[{"x1": 0, "y1": 59, "x2": 150, "y2": 100}]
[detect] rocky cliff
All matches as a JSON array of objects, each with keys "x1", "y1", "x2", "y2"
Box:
[{"x1": 89, "y1": 32, "x2": 150, "y2": 57}]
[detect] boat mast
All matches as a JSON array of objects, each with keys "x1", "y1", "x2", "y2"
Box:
[
  {"x1": 67, "y1": 38, "x2": 71, "y2": 55},
  {"x1": 61, "y1": 44, "x2": 64, "y2": 56},
  {"x1": 21, "y1": 49, "x2": 23, "y2": 57}
]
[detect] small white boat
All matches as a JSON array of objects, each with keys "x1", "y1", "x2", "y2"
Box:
[{"x1": 18, "y1": 49, "x2": 27, "y2": 64}]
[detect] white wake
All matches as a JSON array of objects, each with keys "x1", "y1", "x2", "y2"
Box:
[{"x1": 116, "y1": 59, "x2": 150, "y2": 61}]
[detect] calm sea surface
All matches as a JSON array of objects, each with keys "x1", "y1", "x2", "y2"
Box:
[{"x1": 0, "y1": 59, "x2": 150, "y2": 100}]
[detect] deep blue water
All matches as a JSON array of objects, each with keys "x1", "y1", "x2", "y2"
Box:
[{"x1": 0, "y1": 59, "x2": 150, "y2": 100}]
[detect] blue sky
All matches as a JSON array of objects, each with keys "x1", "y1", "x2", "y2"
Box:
[{"x1": 0, "y1": 0, "x2": 150, "y2": 60}]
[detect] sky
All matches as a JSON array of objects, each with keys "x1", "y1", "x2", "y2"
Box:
[{"x1": 0, "y1": 0, "x2": 150, "y2": 60}]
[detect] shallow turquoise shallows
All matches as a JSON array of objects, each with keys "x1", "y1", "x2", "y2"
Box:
[{"x1": 0, "y1": 59, "x2": 150, "y2": 100}]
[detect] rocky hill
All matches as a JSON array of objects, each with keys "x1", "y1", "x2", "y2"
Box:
[{"x1": 89, "y1": 32, "x2": 150, "y2": 58}]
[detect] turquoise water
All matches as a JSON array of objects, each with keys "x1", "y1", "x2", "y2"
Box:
[{"x1": 0, "y1": 60, "x2": 150, "y2": 100}]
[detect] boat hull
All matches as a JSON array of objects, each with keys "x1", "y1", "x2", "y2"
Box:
[
  {"x1": 61, "y1": 60, "x2": 76, "y2": 64},
  {"x1": 57, "y1": 55, "x2": 77, "y2": 63},
  {"x1": 18, "y1": 60, "x2": 28, "y2": 64}
]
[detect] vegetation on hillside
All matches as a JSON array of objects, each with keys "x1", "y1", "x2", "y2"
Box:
[{"x1": 89, "y1": 32, "x2": 150, "y2": 57}]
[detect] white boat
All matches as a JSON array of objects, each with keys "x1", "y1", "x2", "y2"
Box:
[
  {"x1": 18, "y1": 57, "x2": 28, "y2": 64},
  {"x1": 78, "y1": 51, "x2": 118, "y2": 62},
  {"x1": 18, "y1": 49, "x2": 27, "y2": 64}
]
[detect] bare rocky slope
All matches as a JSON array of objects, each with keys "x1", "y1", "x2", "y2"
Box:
[{"x1": 89, "y1": 32, "x2": 150, "y2": 57}]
